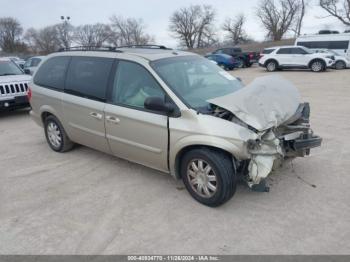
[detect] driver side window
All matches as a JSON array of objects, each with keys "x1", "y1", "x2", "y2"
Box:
[{"x1": 112, "y1": 61, "x2": 165, "y2": 109}]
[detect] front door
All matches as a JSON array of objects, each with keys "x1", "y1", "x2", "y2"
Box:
[{"x1": 105, "y1": 60, "x2": 169, "y2": 172}]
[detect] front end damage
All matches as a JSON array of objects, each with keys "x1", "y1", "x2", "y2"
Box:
[
  {"x1": 246, "y1": 102, "x2": 322, "y2": 191},
  {"x1": 207, "y1": 75, "x2": 322, "y2": 191}
]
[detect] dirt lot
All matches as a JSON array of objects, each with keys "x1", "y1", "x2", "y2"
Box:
[{"x1": 1, "y1": 66, "x2": 350, "y2": 255}]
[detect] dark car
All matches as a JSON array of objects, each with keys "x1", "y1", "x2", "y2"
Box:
[
  {"x1": 212, "y1": 47, "x2": 259, "y2": 68},
  {"x1": 205, "y1": 54, "x2": 241, "y2": 70}
]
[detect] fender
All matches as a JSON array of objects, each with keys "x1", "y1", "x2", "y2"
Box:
[{"x1": 169, "y1": 134, "x2": 250, "y2": 178}]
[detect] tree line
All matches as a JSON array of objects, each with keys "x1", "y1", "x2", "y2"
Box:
[
  {"x1": 0, "y1": 16, "x2": 153, "y2": 54},
  {"x1": 0, "y1": 0, "x2": 349, "y2": 54}
]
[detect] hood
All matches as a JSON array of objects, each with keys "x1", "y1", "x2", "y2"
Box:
[
  {"x1": 0, "y1": 74, "x2": 31, "y2": 84},
  {"x1": 208, "y1": 75, "x2": 301, "y2": 131}
]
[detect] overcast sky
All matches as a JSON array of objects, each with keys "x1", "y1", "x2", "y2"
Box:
[{"x1": 1, "y1": 0, "x2": 347, "y2": 47}]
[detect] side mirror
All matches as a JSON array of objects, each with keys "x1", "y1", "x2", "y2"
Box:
[
  {"x1": 144, "y1": 96, "x2": 176, "y2": 115},
  {"x1": 24, "y1": 69, "x2": 31, "y2": 75}
]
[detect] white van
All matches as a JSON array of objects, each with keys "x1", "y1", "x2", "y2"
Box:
[{"x1": 295, "y1": 33, "x2": 350, "y2": 58}]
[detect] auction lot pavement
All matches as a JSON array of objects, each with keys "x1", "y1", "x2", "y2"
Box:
[{"x1": 1, "y1": 66, "x2": 349, "y2": 255}]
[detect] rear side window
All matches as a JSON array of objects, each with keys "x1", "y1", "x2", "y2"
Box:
[
  {"x1": 262, "y1": 49, "x2": 274, "y2": 54},
  {"x1": 291, "y1": 48, "x2": 307, "y2": 54},
  {"x1": 65, "y1": 56, "x2": 114, "y2": 101},
  {"x1": 329, "y1": 41, "x2": 349, "y2": 49},
  {"x1": 297, "y1": 41, "x2": 349, "y2": 49},
  {"x1": 277, "y1": 48, "x2": 291, "y2": 54},
  {"x1": 34, "y1": 56, "x2": 70, "y2": 90}
]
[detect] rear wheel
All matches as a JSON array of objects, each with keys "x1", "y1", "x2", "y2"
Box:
[
  {"x1": 310, "y1": 60, "x2": 325, "y2": 72},
  {"x1": 181, "y1": 148, "x2": 237, "y2": 207},
  {"x1": 44, "y1": 115, "x2": 74, "y2": 152},
  {"x1": 335, "y1": 60, "x2": 346, "y2": 70},
  {"x1": 266, "y1": 60, "x2": 277, "y2": 72}
]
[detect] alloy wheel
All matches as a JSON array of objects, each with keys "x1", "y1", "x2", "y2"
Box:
[
  {"x1": 47, "y1": 121, "x2": 62, "y2": 148},
  {"x1": 311, "y1": 61, "x2": 323, "y2": 72},
  {"x1": 186, "y1": 159, "x2": 217, "y2": 198},
  {"x1": 267, "y1": 62, "x2": 276, "y2": 71}
]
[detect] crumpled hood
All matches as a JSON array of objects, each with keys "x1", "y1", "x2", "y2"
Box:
[
  {"x1": 208, "y1": 75, "x2": 301, "y2": 131},
  {"x1": 0, "y1": 74, "x2": 31, "y2": 84}
]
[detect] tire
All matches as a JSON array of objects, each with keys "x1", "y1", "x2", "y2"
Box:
[
  {"x1": 181, "y1": 148, "x2": 237, "y2": 207},
  {"x1": 44, "y1": 115, "x2": 74, "y2": 152},
  {"x1": 266, "y1": 60, "x2": 277, "y2": 72},
  {"x1": 310, "y1": 60, "x2": 325, "y2": 72},
  {"x1": 245, "y1": 61, "x2": 253, "y2": 68},
  {"x1": 236, "y1": 58, "x2": 244, "y2": 68},
  {"x1": 335, "y1": 60, "x2": 346, "y2": 70}
]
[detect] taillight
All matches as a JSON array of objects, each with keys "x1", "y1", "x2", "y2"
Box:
[
  {"x1": 249, "y1": 53, "x2": 254, "y2": 59},
  {"x1": 27, "y1": 86, "x2": 32, "y2": 101}
]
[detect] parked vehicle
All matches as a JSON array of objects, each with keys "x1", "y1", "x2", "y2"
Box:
[
  {"x1": 205, "y1": 53, "x2": 241, "y2": 70},
  {"x1": 23, "y1": 56, "x2": 46, "y2": 75},
  {"x1": 212, "y1": 47, "x2": 259, "y2": 68},
  {"x1": 4, "y1": 56, "x2": 25, "y2": 69},
  {"x1": 29, "y1": 46, "x2": 322, "y2": 207},
  {"x1": 295, "y1": 32, "x2": 350, "y2": 58},
  {"x1": 259, "y1": 46, "x2": 335, "y2": 72},
  {"x1": 0, "y1": 58, "x2": 31, "y2": 110},
  {"x1": 314, "y1": 49, "x2": 350, "y2": 69}
]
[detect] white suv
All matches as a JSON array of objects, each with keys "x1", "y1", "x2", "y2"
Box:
[{"x1": 259, "y1": 46, "x2": 335, "y2": 72}]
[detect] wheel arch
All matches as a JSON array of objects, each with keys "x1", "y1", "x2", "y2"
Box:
[
  {"x1": 39, "y1": 105, "x2": 61, "y2": 124},
  {"x1": 308, "y1": 58, "x2": 326, "y2": 68},
  {"x1": 170, "y1": 136, "x2": 247, "y2": 179},
  {"x1": 264, "y1": 59, "x2": 279, "y2": 67}
]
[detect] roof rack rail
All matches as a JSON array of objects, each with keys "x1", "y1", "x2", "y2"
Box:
[
  {"x1": 117, "y1": 44, "x2": 172, "y2": 50},
  {"x1": 57, "y1": 46, "x2": 123, "y2": 53}
]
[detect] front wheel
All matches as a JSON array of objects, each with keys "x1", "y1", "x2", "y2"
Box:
[
  {"x1": 181, "y1": 148, "x2": 237, "y2": 207},
  {"x1": 310, "y1": 60, "x2": 325, "y2": 72},
  {"x1": 335, "y1": 61, "x2": 346, "y2": 70}
]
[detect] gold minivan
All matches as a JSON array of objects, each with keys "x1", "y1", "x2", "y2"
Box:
[{"x1": 29, "y1": 46, "x2": 322, "y2": 206}]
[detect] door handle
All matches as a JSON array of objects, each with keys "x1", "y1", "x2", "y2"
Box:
[
  {"x1": 106, "y1": 115, "x2": 120, "y2": 124},
  {"x1": 89, "y1": 112, "x2": 103, "y2": 120}
]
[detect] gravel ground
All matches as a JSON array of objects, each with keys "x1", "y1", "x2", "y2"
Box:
[{"x1": 0, "y1": 66, "x2": 349, "y2": 255}]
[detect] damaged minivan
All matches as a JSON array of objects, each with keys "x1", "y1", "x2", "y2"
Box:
[{"x1": 29, "y1": 46, "x2": 322, "y2": 207}]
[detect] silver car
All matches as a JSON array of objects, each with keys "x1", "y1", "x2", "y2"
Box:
[
  {"x1": 29, "y1": 46, "x2": 322, "y2": 206},
  {"x1": 23, "y1": 56, "x2": 46, "y2": 75}
]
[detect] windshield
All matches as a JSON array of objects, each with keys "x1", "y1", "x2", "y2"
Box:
[
  {"x1": 0, "y1": 60, "x2": 23, "y2": 76},
  {"x1": 151, "y1": 55, "x2": 243, "y2": 111}
]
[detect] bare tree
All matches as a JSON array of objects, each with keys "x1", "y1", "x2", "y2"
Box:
[
  {"x1": 319, "y1": 0, "x2": 350, "y2": 26},
  {"x1": 196, "y1": 5, "x2": 216, "y2": 48},
  {"x1": 0, "y1": 17, "x2": 23, "y2": 52},
  {"x1": 24, "y1": 26, "x2": 60, "y2": 54},
  {"x1": 74, "y1": 24, "x2": 111, "y2": 47},
  {"x1": 222, "y1": 14, "x2": 248, "y2": 45},
  {"x1": 293, "y1": 0, "x2": 307, "y2": 37},
  {"x1": 109, "y1": 16, "x2": 154, "y2": 46},
  {"x1": 169, "y1": 5, "x2": 216, "y2": 49},
  {"x1": 55, "y1": 21, "x2": 74, "y2": 48},
  {"x1": 256, "y1": 0, "x2": 302, "y2": 41}
]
